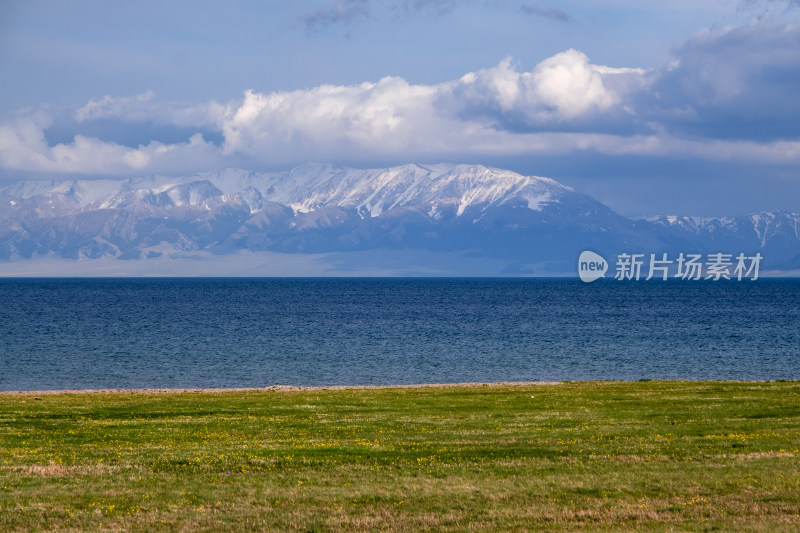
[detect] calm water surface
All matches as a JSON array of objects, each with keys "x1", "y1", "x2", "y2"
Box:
[{"x1": 1, "y1": 278, "x2": 798, "y2": 390}]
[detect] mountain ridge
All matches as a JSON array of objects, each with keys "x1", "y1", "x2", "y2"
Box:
[{"x1": 1, "y1": 163, "x2": 798, "y2": 275}]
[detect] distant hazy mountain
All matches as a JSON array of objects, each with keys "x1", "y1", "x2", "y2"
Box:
[{"x1": 1, "y1": 163, "x2": 798, "y2": 275}]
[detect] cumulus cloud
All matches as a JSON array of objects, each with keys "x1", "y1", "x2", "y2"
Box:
[
  {"x1": 456, "y1": 51, "x2": 636, "y2": 120},
  {"x1": 1, "y1": 49, "x2": 641, "y2": 174},
  {"x1": 216, "y1": 50, "x2": 645, "y2": 161},
  {"x1": 219, "y1": 78, "x2": 442, "y2": 159},
  {"x1": 445, "y1": 52, "x2": 645, "y2": 134},
  {"x1": 527, "y1": 50, "x2": 618, "y2": 117},
  {"x1": 3, "y1": 22, "x2": 800, "y2": 177}
]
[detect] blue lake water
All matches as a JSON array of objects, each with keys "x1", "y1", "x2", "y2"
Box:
[{"x1": 1, "y1": 278, "x2": 798, "y2": 391}]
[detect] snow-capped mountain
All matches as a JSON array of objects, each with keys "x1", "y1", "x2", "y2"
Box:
[
  {"x1": 41, "y1": 162, "x2": 576, "y2": 216},
  {"x1": 0, "y1": 163, "x2": 798, "y2": 274},
  {"x1": 636, "y1": 212, "x2": 800, "y2": 270},
  {"x1": 641, "y1": 213, "x2": 800, "y2": 248}
]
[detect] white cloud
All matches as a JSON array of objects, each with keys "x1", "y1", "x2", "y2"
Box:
[
  {"x1": 446, "y1": 52, "x2": 645, "y2": 125},
  {"x1": 219, "y1": 50, "x2": 630, "y2": 159},
  {"x1": 212, "y1": 50, "x2": 636, "y2": 163},
  {"x1": 220, "y1": 77, "x2": 442, "y2": 159},
  {"x1": 75, "y1": 90, "x2": 225, "y2": 128},
  {"x1": 0, "y1": 113, "x2": 221, "y2": 175},
  {"x1": 75, "y1": 91, "x2": 157, "y2": 123},
  {"x1": 525, "y1": 49, "x2": 618, "y2": 118},
  {"x1": 2, "y1": 27, "x2": 800, "y2": 177},
  {"x1": 456, "y1": 57, "x2": 522, "y2": 112}
]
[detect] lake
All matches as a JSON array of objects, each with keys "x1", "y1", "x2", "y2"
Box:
[{"x1": 1, "y1": 278, "x2": 798, "y2": 390}]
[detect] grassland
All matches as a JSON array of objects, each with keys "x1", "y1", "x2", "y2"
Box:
[{"x1": 1, "y1": 380, "x2": 800, "y2": 532}]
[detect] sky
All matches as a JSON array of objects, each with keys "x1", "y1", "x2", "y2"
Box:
[{"x1": 1, "y1": 0, "x2": 800, "y2": 216}]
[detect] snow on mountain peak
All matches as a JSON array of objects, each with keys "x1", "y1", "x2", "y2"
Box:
[
  {"x1": 1, "y1": 164, "x2": 799, "y2": 270},
  {"x1": 1, "y1": 163, "x2": 572, "y2": 221},
  {"x1": 184, "y1": 163, "x2": 568, "y2": 218}
]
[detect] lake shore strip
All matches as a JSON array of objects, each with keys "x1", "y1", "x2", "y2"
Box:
[{"x1": 0, "y1": 381, "x2": 567, "y2": 395}]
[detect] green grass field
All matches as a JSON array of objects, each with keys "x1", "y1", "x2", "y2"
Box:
[{"x1": 1, "y1": 381, "x2": 799, "y2": 531}]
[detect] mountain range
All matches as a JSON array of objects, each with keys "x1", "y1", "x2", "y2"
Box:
[{"x1": 1, "y1": 163, "x2": 798, "y2": 276}]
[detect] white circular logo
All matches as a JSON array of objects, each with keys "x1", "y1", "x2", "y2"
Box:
[{"x1": 578, "y1": 251, "x2": 608, "y2": 282}]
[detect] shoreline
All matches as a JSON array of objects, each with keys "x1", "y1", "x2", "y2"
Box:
[
  {"x1": 2, "y1": 379, "x2": 787, "y2": 396},
  {"x1": 0, "y1": 381, "x2": 566, "y2": 396}
]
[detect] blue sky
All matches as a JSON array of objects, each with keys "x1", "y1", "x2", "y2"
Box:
[{"x1": 1, "y1": 0, "x2": 800, "y2": 215}]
